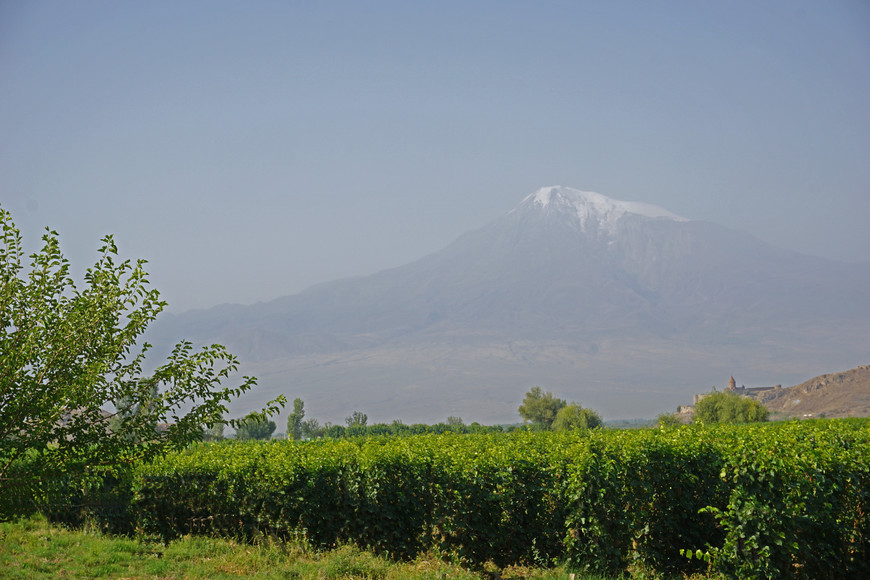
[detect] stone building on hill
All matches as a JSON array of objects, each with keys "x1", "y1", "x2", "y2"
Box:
[
  {"x1": 681, "y1": 376, "x2": 781, "y2": 417},
  {"x1": 725, "y1": 375, "x2": 781, "y2": 398}
]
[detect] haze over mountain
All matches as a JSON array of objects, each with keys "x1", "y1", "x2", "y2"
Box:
[{"x1": 149, "y1": 187, "x2": 870, "y2": 424}]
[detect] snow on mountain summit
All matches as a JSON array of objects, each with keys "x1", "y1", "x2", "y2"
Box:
[{"x1": 518, "y1": 186, "x2": 687, "y2": 233}]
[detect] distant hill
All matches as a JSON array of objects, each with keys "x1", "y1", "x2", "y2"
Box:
[
  {"x1": 148, "y1": 186, "x2": 870, "y2": 424},
  {"x1": 756, "y1": 365, "x2": 870, "y2": 419}
]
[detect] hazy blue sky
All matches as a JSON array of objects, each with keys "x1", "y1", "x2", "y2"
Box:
[{"x1": 3, "y1": 0, "x2": 868, "y2": 312}]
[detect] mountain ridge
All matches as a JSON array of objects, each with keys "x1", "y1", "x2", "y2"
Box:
[{"x1": 147, "y1": 187, "x2": 870, "y2": 423}]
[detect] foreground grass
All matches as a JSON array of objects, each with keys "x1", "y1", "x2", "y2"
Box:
[{"x1": 0, "y1": 515, "x2": 580, "y2": 579}]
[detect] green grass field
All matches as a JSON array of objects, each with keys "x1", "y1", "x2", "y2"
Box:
[{"x1": 0, "y1": 515, "x2": 585, "y2": 579}]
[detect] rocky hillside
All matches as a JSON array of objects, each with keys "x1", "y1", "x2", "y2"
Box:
[{"x1": 757, "y1": 365, "x2": 870, "y2": 419}]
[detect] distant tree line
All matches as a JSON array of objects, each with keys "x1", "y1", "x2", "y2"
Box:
[
  {"x1": 282, "y1": 398, "x2": 510, "y2": 440},
  {"x1": 204, "y1": 387, "x2": 620, "y2": 443},
  {"x1": 302, "y1": 418, "x2": 507, "y2": 440},
  {"x1": 206, "y1": 383, "x2": 770, "y2": 443},
  {"x1": 202, "y1": 398, "x2": 509, "y2": 442}
]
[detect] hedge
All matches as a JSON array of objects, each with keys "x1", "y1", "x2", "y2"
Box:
[{"x1": 3, "y1": 420, "x2": 868, "y2": 578}]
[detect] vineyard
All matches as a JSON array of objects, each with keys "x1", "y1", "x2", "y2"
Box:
[{"x1": 4, "y1": 419, "x2": 869, "y2": 578}]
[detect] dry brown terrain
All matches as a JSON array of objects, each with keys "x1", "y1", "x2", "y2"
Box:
[{"x1": 756, "y1": 365, "x2": 870, "y2": 419}]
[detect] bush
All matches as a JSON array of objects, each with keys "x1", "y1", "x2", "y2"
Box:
[
  {"x1": 0, "y1": 204, "x2": 282, "y2": 500},
  {"x1": 552, "y1": 403, "x2": 601, "y2": 430},
  {"x1": 694, "y1": 390, "x2": 769, "y2": 423}
]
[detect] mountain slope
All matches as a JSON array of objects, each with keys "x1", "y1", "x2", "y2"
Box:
[
  {"x1": 757, "y1": 365, "x2": 870, "y2": 418},
  {"x1": 148, "y1": 186, "x2": 870, "y2": 423}
]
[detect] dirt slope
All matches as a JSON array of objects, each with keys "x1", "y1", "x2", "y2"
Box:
[{"x1": 756, "y1": 365, "x2": 870, "y2": 418}]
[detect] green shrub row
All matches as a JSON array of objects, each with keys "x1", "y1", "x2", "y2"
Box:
[
  {"x1": 562, "y1": 429, "x2": 727, "y2": 576},
  {"x1": 562, "y1": 421, "x2": 869, "y2": 578},
  {"x1": 702, "y1": 421, "x2": 870, "y2": 578},
  {"x1": 4, "y1": 420, "x2": 868, "y2": 578},
  {"x1": 133, "y1": 432, "x2": 572, "y2": 567}
]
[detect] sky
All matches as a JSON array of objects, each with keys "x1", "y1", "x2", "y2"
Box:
[{"x1": 2, "y1": 0, "x2": 869, "y2": 313}]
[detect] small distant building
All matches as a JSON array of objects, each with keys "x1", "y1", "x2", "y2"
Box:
[
  {"x1": 725, "y1": 375, "x2": 776, "y2": 397},
  {"x1": 682, "y1": 375, "x2": 779, "y2": 414}
]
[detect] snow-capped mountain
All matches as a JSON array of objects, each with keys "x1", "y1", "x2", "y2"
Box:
[
  {"x1": 515, "y1": 186, "x2": 687, "y2": 234},
  {"x1": 149, "y1": 187, "x2": 870, "y2": 424}
]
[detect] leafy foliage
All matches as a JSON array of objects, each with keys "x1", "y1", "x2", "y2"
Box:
[
  {"x1": 122, "y1": 420, "x2": 870, "y2": 576},
  {"x1": 345, "y1": 411, "x2": 368, "y2": 427},
  {"x1": 0, "y1": 205, "x2": 283, "y2": 481},
  {"x1": 301, "y1": 417, "x2": 323, "y2": 439},
  {"x1": 694, "y1": 390, "x2": 769, "y2": 424},
  {"x1": 132, "y1": 431, "x2": 572, "y2": 567},
  {"x1": 686, "y1": 421, "x2": 870, "y2": 578},
  {"x1": 552, "y1": 403, "x2": 601, "y2": 431},
  {"x1": 518, "y1": 386, "x2": 566, "y2": 429},
  {"x1": 5, "y1": 419, "x2": 868, "y2": 576},
  {"x1": 286, "y1": 398, "x2": 305, "y2": 441},
  {"x1": 234, "y1": 412, "x2": 277, "y2": 440}
]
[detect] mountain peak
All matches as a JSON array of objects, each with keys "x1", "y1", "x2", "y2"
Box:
[{"x1": 517, "y1": 186, "x2": 687, "y2": 232}]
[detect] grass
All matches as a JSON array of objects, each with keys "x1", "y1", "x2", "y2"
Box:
[{"x1": 0, "y1": 515, "x2": 582, "y2": 579}]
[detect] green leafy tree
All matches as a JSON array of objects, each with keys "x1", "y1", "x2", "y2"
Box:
[
  {"x1": 301, "y1": 417, "x2": 322, "y2": 440},
  {"x1": 552, "y1": 403, "x2": 602, "y2": 431},
  {"x1": 518, "y1": 386, "x2": 566, "y2": 429},
  {"x1": 286, "y1": 398, "x2": 305, "y2": 441},
  {"x1": 694, "y1": 391, "x2": 769, "y2": 424},
  {"x1": 345, "y1": 411, "x2": 368, "y2": 437},
  {"x1": 0, "y1": 205, "x2": 284, "y2": 480},
  {"x1": 234, "y1": 412, "x2": 277, "y2": 440},
  {"x1": 323, "y1": 422, "x2": 346, "y2": 438},
  {"x1": 345, "y1": 411, "x2": 368, "y2": 428}
]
